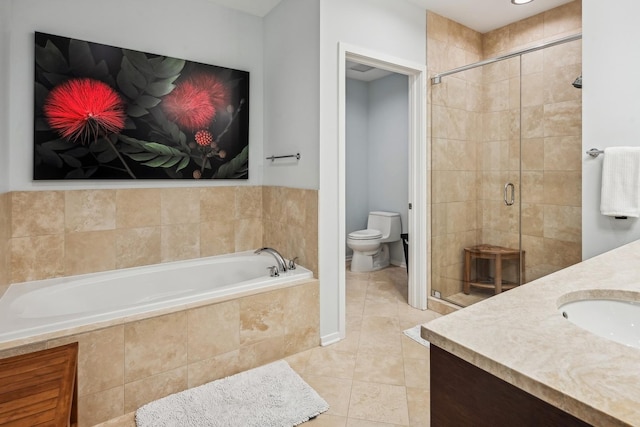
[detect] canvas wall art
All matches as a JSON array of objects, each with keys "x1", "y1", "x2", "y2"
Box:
[{"x1": 34, "y1": 32, "x2": 250, "y2": 180}]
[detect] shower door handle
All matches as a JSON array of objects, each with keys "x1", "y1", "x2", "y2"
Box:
[{"x1": 504, "y1": 183, "x2": 515, "y2": 206}]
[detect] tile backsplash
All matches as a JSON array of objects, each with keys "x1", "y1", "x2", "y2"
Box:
[{"x1": 1, "y1": 185, "x2": 317, "y2": 285}]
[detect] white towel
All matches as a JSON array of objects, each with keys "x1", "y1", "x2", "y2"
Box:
[{"x1": 600, "y1": 146, "x2": 640, "y2": 217}]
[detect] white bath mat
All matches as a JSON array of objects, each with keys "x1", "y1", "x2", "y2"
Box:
[
  {"x1": 403, "y1": 324, "x2": 430, "y2": 348},
  {"x1": 135, "y1": 360, "x2": 329, "y2": 427}
]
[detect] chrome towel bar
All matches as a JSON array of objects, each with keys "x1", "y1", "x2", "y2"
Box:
[
  {"x1": 586, "y1": 148, "x2": 604, "y2": 158},
  {"x1": 266, "y1": 153, "x2": 301, "y2": 162}
]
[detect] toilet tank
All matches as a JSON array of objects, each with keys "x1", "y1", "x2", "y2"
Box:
[{"x1": 367, "y1": 211, "x2": 401, "y2": 242}]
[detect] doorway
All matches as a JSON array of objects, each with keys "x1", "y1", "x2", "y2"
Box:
[{"x1": 338, "y1": 43, "x2": 428, "y2": 339}]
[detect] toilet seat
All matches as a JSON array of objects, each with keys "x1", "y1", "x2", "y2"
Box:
[{"x1": 348, "y1": 229, "x2": 382, "y2": 240}]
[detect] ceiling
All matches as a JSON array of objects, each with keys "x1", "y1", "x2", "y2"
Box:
[{"x1": 206, "y1": 0, "x2": 575, "y2": 33}]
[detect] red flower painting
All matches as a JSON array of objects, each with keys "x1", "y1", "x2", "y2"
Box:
[
  {"x1": 162, "y1": 73, "x2": 230, "y2": 131},
  {"x1": 43, "y1": 78, "x2": 126, "y2": 144}
]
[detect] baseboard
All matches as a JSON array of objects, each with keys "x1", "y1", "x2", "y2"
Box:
[{"x1": 320, "y1": 332, "x2": 342, "y2": 346}]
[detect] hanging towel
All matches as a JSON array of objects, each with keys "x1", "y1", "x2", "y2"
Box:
[{"x1": 600, "y1": 146, "x2": 640, "y2": 217}]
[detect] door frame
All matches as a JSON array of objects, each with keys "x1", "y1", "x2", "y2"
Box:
[{"x1": 338, "y1": 42, "x2": 428, "y2": 334}]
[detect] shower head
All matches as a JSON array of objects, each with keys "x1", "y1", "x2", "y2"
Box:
[{"x1": 572, "y1": 75, "x2": 582, "y2": 89}]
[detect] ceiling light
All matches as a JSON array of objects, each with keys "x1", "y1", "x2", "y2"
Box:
[{"x1": 511, "y1": 0, "x2": 533, "y2": 4}]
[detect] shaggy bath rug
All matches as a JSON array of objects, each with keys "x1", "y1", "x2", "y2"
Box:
[
  {"x1": 403, "y1": 324, "x2": 431, "y2": 348},
  {"x1": 135, "y1": 360, "x2": 329, "y2": 427}
]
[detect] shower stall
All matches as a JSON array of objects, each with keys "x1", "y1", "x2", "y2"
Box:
[{"x1": 430, "y1": 34, "x2": 582, "y2": 307}]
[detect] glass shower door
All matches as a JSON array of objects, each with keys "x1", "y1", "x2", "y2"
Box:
[{"x1": 430, "y1": 56, "x2": 523, "y2": 307}]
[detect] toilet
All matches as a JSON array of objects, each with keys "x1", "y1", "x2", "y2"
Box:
[{"x1": 347, "y1": 211, "x2": 401, "y2": 272}]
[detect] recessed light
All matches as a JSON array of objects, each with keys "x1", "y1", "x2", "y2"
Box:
[{"x1": 511, "y1": 0, "x2": 533, "y2": 4}]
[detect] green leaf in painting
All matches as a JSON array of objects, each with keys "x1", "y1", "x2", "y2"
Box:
[
  {"x1": 60, "y1": 154, "x2": 82, "y2": 168},
  {"x1": 34, "y1": 82, "x2": 49, "y2": 115},
  {"x1": 43, "y1": 72, "x2": 70, "y2": 87},
  {"x1": 159, "y1": 156, "x2": 182, "y2": 168},
  {"x1": 127, "y1": 104, "x2": 148, "y2": 118},
  {"x1": 35, "y1": 144, "x2": 63, "y2": 168},
  {"x1": 143, "y1": 155, "x2": 171, "y2": 167},
  {"x1": 68, "y1": 39, "x2": 96, "y2": 77},
  {"x1": 117, "y1": 70, "x2": 139, "y2": 99},
  {"x1": 153, "y1": 57, "x2": 185, "y2": 78},
  {"x1": 121, "y1": 56, "x2": 147, "y2": 89},
  {"x1": 176, "y1": 156, "x2": 190, "y2": 172},
  {"x1": 89, "y1": 138, "x2": 111, "y2": 153},
  {"x1": 42, "y1": 139, "x2": 76, "y2": 151},
  {"x1": 145, "y1": 79, "x2": 176, "y2": 97},
  {"x1": 96, "y1": 149, "x2": 119, "y2": 164},
  {"x1": 65, "y1": 168, "x2": 85, "y2": 179},
  {"x1": 35, "y1": 40, "x2": 69, "y2": 74},
  {"x1": 122, "y1": 49, "x2": 155, "y2": 75},
  {"x1": 93, "y1": 60, "x2": 111, "y2": 79},
  {"x1": 125, "y1": 152, "x2": 157, "y2": 162},
  {"x1": 65, "y1": 147, "x2": 90, "y2": 157},
  {"x1": 135, "y1": 95, "x2": 161, "y2": 109},
  {"x1": 213, "y1": 146, "x2": 249, "y2": 179}
]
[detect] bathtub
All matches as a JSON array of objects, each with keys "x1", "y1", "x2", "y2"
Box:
[{"x1": 0, "y1": 251, "x2": 312, "y2": 345}]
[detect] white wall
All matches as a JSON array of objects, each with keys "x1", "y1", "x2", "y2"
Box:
[
  {"x1": 368, "y1": 73, "x2": 408, "y2": 264},
  {"x1": 0, "y1": 1, "x2": 11, "y2": 192},
  {"x1": 345, "y1": 74, "x2": 409, "y2": 262},
  {"x1": 582, "y1": 0, "x2": 640, "y2": 259},
  {"x1": 4, "y1": 0, "x2": 264, "y2": 191},
  {"x1": 345, "y1": 78, "x2": 370, "y2": 253},
  {"x1": 263, "y1": 0, "x2": 320, "y2": 189},
  {"x1": 319, "y1": 0, "x2": 426, "y2": 339}
]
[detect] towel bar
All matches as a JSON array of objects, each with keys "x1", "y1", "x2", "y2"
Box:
[{"x1": 586, "y1": 148, "x2": 604, "y2": 158}]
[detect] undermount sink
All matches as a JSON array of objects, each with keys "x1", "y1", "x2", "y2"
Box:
[{"x1": 559, "y1": 298, "x2": 640, "y2": 349}]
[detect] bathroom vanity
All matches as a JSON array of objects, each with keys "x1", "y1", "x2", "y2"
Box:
[{"x1": 422, "y1": 240, "x2": 640, "y2": 426}]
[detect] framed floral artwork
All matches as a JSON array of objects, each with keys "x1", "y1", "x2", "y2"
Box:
[{"x1": 34, "y1": 32, "x2": 249, "y2": 180}]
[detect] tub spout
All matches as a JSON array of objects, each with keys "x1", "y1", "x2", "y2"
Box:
[{"x1": 254, "y1": 247, "x2": 288, "y2": 273}]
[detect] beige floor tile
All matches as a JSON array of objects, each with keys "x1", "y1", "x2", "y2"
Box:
[
  {"x1": 346, "y1": 419, "x2": 404, "y2": 427},
  {"x1": 401, "y1": 335, "x2": 430, "y2": 361},
  {"x1": 348, "y1": 380, "x2": 410, "y2": 425},
  {"x1": 305, "y1": 347, "x2": 357, "y2": 379},
  {"x1": 354, "y1": 352, "x2": 405, "y2": 386},
  {"x1": 308, "y1": 414, "x2": 348, "y2": 427},
  {"x1": 285, "y1": 347, "x2": 314, "y2": 373},
  {"x1": 403, "y1": 358, "x2": 430, "y2": 390},
  {"x1": 406, "y1": 387, "x2": 431, "y2": 427},
  {"x1": 303, "y1": 374, "x2": 353, "y2": 417}
]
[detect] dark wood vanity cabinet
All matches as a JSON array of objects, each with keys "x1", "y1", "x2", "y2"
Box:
[{"x1": 430, "y1": 345, "x2": 592, "y2": 427}]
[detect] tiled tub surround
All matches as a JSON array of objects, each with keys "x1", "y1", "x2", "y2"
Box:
[
  {"x1": 4, "y1": 185, "x2": 317, "y2": 285},
  {"x1": 0, "y1": 278, "x2": 320, "y2": 426},
  {"x1": 422, "y1": 239, "x2": 640, "y2": 426}
]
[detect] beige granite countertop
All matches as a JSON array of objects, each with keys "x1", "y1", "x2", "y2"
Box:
[{"x1": 422, "y1": 239, "x2": 640, "y2": 427}]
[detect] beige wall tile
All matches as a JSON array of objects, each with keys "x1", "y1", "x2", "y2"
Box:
[
  {"x1": 10, "y1": 234, "x2": 64, "y2": 282},
  {"x1": 544, "y1": 100, "x2": 582, "y2": 137},
  {"x1": 160, "y1": 187, "x2": 199, "y2": 225},
  {"x1": 427, "y1": 12, "x2": 450, "y2": 43},
  {"x1": 11, "y1": 191, "x2": 64, "y2": 237},
  {"x1": 544, "y1": 136, "x2": 581, "y2": 171},
  {"x1": 187, "y1": 350, "x2": 241, "y2": 388},
  {"x1": 65, "y1": 190, "x2": 116, "y2": 233},
  {"x1": 65, "y1": 230, "x2": 116, "y2": 275},
  {"x1": 124, "y1": 367, "x2": 187, "y2": 413},
  {"x1": 187, "y1": 300, "x2": 240, "y2": 363},
  {"x1": 511, "y1": 14, "x2": 544, "y2": 49},
  {"x1": 543, "y1": 171, "x2": 581, "y2": 207},
  {"x1": 543, "y1": 238, "x2": 581, "y2": 268},
  {"x1": 238, "y1": 336, "x2": 285, "y2": 372},
  {"x1": 124, "y1": 312, "x2": 187, "y2": 382},
  {"x1": 0, "y1": 342, "x2": 47, "y2": 359},
  {"x1": 160, "y1": 223, "x2": 200, "y2": 262},
  {"x1": 283, "y1": 282, "x2": 320, "y2": 356},
  {"x1": 200, "y1": 187, "x2": 235, "y2": 222},
  {"x1": 544, "y1": 205, "x2": 582, "y2": 243},
  {"x1": 521, "y1": 138, "x2": 545, "y2": 171},
  {"x1": 79, "y1": 386, "x2": 124, "y2": 427},
  {"x1": 48, "y1": 326, "x2": 124, "y2": 397},
  {"x1": 240, "y1": 289, "x2": 285, "y2": 346},
  {"x1": 200, "y1": 220, "x2": 235, "y2": 257},
  {"x1": 544, "y1": 0, "x2": 582, "y2": 38},
  {"x1": 116, "y1": 189, "x2": 161, "y2": 229},
  {"x1": 235, "y1": 186, "x2": 262, "y2": 219},
  {"x1": 115, "y1": 227, "x2": 161, "y2": 269},
  {"x1": 235, "y1": 218, "x2": 263, "y2": 252}
]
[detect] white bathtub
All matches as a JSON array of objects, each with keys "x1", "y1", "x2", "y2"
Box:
[{"x1": 0, "y1": 251, "x2": 312, "y2": 345}]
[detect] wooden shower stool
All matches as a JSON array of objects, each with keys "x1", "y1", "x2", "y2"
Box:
[{"x1": 463, "y1": 244, "x2": 525, "y2": 295}]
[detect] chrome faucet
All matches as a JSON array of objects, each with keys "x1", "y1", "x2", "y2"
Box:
[{"x1": 254, "y1": 247, "x2": 288, "y2": 273}]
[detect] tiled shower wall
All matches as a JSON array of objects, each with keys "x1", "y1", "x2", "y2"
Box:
[
  {"x1": 2, "y1": 185, "x2": 317, "y2": 286},
  {"x1": 429, "y1": 0, "x2": 582, "y2": 297},
  {"x1": 0, "y1": 193, "x2": 8, "y2": 288}
]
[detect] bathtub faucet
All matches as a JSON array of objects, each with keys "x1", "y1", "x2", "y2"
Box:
[{"x1": 254, "y1": 247, "x2": 288, "y2": 273}]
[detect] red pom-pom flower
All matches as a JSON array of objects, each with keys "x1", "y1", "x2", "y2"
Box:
[{"x1": 44, "y1": 78, "x2": 126, "y2": 144}]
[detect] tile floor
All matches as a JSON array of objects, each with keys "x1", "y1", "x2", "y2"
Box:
[
  {"x1": 292, "y1": 265, "x2": 442, "y2": 426},
  {"x1": 98, "y1": 265, "x2": 442, "y2": 427}
]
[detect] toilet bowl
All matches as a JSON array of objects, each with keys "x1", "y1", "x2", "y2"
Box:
[{"x1": 347, "y1": 211, "x2": 401, "y2": 272}]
